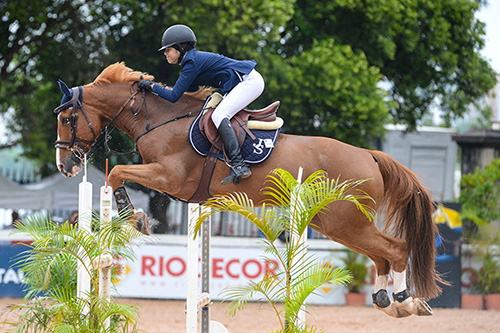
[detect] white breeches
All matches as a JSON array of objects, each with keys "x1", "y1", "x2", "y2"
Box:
[{"x1": 211, "y1": 69, "x2": 265, "y2": 128}]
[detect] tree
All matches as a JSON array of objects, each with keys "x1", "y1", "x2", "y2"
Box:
[
  {"x1": 1, "y1": 0, "x2": 496, "y2": 176},
  {"x1": 0, "y1": 0, "x2": 133, "y2": 175},
  {"x1": 459, "y1": 158, "x2": 500, "y2": 227},
  {"x1": 277, "y1": 0, "x2": 497, "y2": 129},
  {"x1": 263, "y1": 39, "x2": 389, "y2": 147}
]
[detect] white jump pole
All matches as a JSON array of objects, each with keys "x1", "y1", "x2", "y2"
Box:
[
  {"x1": 77, "y1": 155, "x2": 92, "y2": 310},
  {"x1": 291, "y1": 167, "x2": 306, "y2": 329},
  {"x1": 99, "y1": 159, "x2": 113, "y2": 329}
]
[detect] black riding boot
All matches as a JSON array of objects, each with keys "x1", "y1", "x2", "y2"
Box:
[{"x1": 218, "y1": 118, "x2": 251, "y2": 185}]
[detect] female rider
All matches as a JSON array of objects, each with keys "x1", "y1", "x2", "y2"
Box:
[{"x1": 138, "y1": 24, "x2": 265, "y2": 185}]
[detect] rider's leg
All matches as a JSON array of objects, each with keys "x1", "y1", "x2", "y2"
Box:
[
  {"x1": 212, "y1": 69, "x2": 264, "y2": 185},
  {"x1": 211, "y1": 69, "x2": 265, "y2": 127},
  {"x1": 218, "y1": 118, "x2": 251, "y2": 185}
]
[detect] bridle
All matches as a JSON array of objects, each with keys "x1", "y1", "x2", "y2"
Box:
[
  {"x1": 54, "y1": 86, "x2": 99, "y2": 162},
  {"x1": 54, "y1": 82, "x2": 204, "y2": 163},
  {"x1": 54, "y1": 83, "x2": 145, "y2": 163}
]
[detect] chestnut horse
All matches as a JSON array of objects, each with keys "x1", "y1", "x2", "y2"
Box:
[{"x1": 54, "y1": 62, "x2": 442, "y2": 318}]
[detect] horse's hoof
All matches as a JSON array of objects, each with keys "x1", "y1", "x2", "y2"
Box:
[
  {"x1": 131, "y1": 212, "x2": 152, "y2": 235},
  {"x1": 395, "y1": 297, "x2": 433, "y2": 316},
  {"x1": 413, "y1": 298, "x2": 433, "y2": 316},
  {"x1": 374, "y1": 302, "x2": 412, "y2": 318}
]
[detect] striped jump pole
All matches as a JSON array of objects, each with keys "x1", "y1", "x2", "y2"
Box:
[
  {"x1": 186, "y1": 203, "x2": 228, "y2": 333},
  {"x1": 99, "y1": 159, "x2": 113, "y2": 329}
]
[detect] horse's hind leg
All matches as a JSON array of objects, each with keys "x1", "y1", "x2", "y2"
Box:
[
  {"x1": 392, "y1": 270, "x2": 434, "y2": 316},
  {"x1": 367, "y1": 255, "x2": 411, "y2": 318},
  {"x1": 319, "y1": 207, "x2": 431, "y2": 318},
  {"x1": 345, "y1": 242, "x2": 412, "y2": 318}
]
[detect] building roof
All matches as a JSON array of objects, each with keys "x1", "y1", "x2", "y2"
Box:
[{"x1": 452, "y1": 128, "x2": 500, "y2": 146}]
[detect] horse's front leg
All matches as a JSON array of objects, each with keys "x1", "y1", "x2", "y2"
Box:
[{"x1": 109, "y1": 162, "x2": 170, "y2": 235}]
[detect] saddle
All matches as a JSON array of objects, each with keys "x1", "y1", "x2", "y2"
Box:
[
  {"x1": 188, "y1": 93, "x2": 283, "y2": 203},
  {"x1": 199, "y1": 93, "x2": 282, "y2": 151}
]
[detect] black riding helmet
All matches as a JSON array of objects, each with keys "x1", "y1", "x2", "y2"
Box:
[{"x1": 158, "y1": 24, "x2": 197, "y2": 63}]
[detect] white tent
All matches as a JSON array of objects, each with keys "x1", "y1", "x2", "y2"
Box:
[
  {"x1": 22, "y1": 165, "x2": 149, "y2": 211},
  {"x1": 0, "y1": 173, "x2": 52, "y2": 209}
]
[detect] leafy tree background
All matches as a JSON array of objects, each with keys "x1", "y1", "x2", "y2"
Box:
[
  {"x1": 459, "y1": 158, "x2": 500, "y2": 227},
  {"x1": 1, "y1": 0, "x2": 498, "y2": 229}
]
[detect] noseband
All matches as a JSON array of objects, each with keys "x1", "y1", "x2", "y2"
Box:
[{"x1": 54, "y1": 86, "x2": 98, "y2": 162}]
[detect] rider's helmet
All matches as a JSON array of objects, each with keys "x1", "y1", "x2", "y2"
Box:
[{"x1": 158, "y1": 25, "x2": 197, "y2": 63}]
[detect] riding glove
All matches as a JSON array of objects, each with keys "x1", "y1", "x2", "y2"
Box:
[{"x1": 138, "y1": 79, "x2": 153, "y2": 91}]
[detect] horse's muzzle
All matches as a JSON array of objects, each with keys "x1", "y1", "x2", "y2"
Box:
[{"x1": 57, "y1": 155, "x2": 82, "y2": 177}]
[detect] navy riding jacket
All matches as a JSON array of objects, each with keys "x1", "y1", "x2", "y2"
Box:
[{"x1": 151, "y1": 49, "x2": 257, "y2": 103}]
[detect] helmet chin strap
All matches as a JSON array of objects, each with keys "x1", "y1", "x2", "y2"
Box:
[
  {"x1": 174, "y1": 42, "x2": 195, "y2": 64},
  {"x1": 173, "y1": 44, "x2": 187, "y2": 64}
]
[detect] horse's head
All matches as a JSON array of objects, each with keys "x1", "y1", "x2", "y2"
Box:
[
  {"x1": 54, "y1": 79, "x2": 102, "y2": 177},
  {"x1": 54, "y1": 62, "x2": 210, "y2": 178}
]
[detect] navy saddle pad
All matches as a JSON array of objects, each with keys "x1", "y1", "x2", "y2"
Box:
[{"x1": 188, "y1": 111, "x2": 280, "y2": 164}]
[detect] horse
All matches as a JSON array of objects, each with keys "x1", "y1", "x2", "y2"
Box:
[{"x1": 54, "y1": 62, "x2": 443, "y2": 318}]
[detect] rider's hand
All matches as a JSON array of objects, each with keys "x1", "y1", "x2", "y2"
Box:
[{"x1": 138, "y1": 79, "x2": 153, "y2": 91}]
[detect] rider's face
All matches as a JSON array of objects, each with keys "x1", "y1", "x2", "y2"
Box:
[{"x1": 164, "y1": 47, "x2": 180, "y2": 64}]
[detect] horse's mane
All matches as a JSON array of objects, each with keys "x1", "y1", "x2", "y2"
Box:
[{"x1": 90, "y1": 62, "x2": 212, "y2": 101}]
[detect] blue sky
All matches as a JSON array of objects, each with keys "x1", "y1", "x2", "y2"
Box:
[{"x1": 477, "y1": 0, "x2": 500, "y2": 73}]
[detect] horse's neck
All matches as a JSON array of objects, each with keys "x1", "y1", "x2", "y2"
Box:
[{"x1": 107, "y1": 92, "x2": 203, "y2": 141}]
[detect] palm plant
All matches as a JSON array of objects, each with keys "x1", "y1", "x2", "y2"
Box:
[
  {"x1": 5, "y1": 211, "x2": 145, "y2": 332},
  {"x1": 193, "y1": 168, "x2": 375, "y2": 333}
]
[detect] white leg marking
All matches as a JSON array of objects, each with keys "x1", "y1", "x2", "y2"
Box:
[
  {"x1": 393, "y1": 270, "x2": 407, "y2": 294},
  {"x1": 374, "y1": 274, "x2": 389, "y2": 292}
]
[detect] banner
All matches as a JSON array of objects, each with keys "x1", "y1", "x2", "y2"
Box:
[
  {"x1": 0, "y1": 241, "x2": 27, "y2": 298},
  {"x1": 111, "y1": 240, "x2": 356, "y2": 305}
]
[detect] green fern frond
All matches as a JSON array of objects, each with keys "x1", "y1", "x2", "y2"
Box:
[
  {"x1": 7, "y1": 211, "x2": 142, "y2": 332},
  {"x1": 198, "y1": 168, "x2": 374, "y2": 332}
]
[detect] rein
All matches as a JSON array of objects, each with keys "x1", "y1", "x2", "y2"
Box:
[
  {"x1": 54, "y1": 82, "x2": 203, "y2": 161},
  {"x1": 135, "y1": 108, "x2": 201, "y2": 143}
]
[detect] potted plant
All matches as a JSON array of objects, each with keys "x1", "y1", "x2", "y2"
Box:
[
  {"x1": 467, "y1": 224, "x2": 500, "y2": 310},
  {"x1": 341, "y1": 249, "x2": 370, "y2": 306},
  {"x1": 460, "y1": 267, "x2": 484, "y2": 310},
  {"x1": 459, "y1": 162, "x2": 500, "y2": 310},
  {"x1": 478, "y1": 252, "x2": 500, "y2": 310}
]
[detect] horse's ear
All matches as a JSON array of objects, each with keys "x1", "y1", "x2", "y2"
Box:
[{"x1": 57, "y1": 79, "x2": 72, "y2": 97}]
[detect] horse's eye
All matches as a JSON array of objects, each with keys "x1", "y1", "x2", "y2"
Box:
[{"x1": 61, "y1": 118, "x2": 70, "y2": 125}]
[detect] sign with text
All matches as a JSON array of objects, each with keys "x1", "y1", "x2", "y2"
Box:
[
  {"x1": 112, "y1": 242, "x2": 352, "y2": 305},
  {"x1": 0, "y1": 242, "x2": 28, "y2": 298}
]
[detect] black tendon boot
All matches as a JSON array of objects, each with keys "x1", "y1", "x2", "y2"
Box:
[{"x1": 218, "y1": 118, "x2": 252, "y2": 185}]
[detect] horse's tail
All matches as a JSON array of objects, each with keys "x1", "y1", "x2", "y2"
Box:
[{"x1": 368, "y1": 149, "x2": 444, "y2": 299}]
